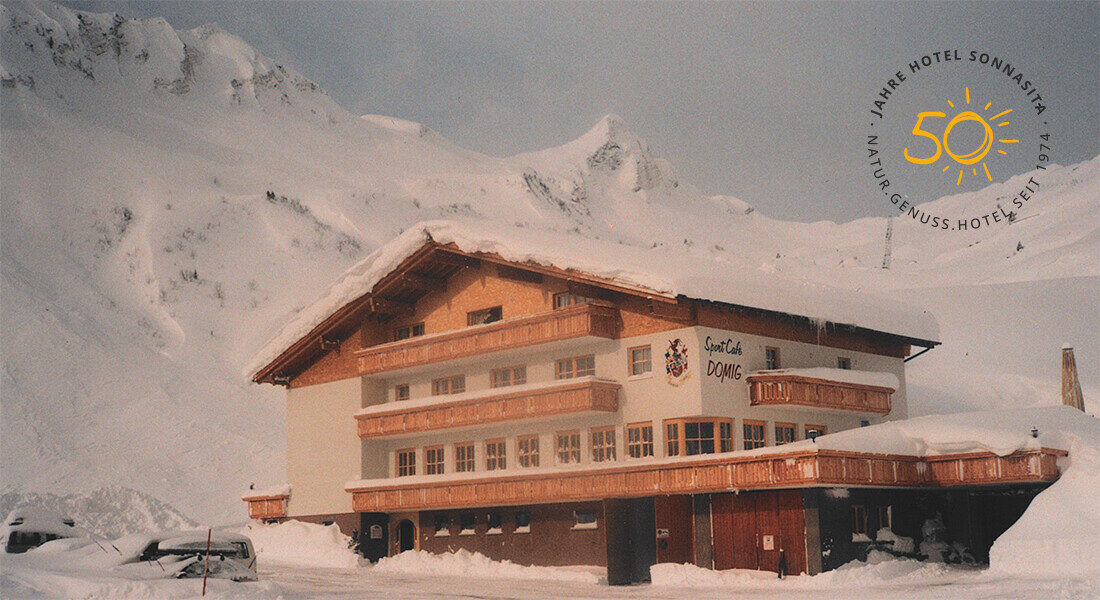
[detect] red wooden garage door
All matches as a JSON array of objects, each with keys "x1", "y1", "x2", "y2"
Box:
[
  {"x1": 654, "y1": 495, "x2": 694, "y2": 565},
  {"x1": 712, "y1": 490, "x2": 806, "y2": 574}
]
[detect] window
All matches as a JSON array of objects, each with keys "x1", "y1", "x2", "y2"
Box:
[
  {"x1": 765, "y1": 347, "x2": 780, "y2": 370},
  {"x1": 455, "y1": 442, "x2": 475, "y2": 472},
  {"x1": 743, "y1": 421, "x2": 766, "y2": 449},
  {"x1": 459, "y1": 513, "x2": 476, "y2": 535},
  {"x1": 486, "y1": 511, "x2": 503, "y2": 534},
  {"x1": 877, "y1": 505, "x2": 893, "y2": 531},
  {"x1": 394, "y1": 384, "x2": 410, "y2": 402},
  {"x1": 425, "y1": 446, "x2": 445, "y2": 475},
  {"x1": 837, "y1": 356, "x2": 851, "y2": 370},
  {"x1": 591, "y1": 427, "x2": 616, "y2": 462},
  {"x1": 629, "y1": 346, "x2": 652, "y2": 376},
  {"x1": 518, "y1": 435, "x2": 540, "y2": 467},
  {"x1": 431, "y1": 375, "x2": 465, "y2": 395},
  {"x1": 852, "y1": 505, "x2": 869, "y2": 541},
  {"x1": 396, "y1": 449, "x2": 416, "y2": 477},
  {"x1": 433, "y1": 514, "x2": 451, "y2": 536},
  {"x1": 393, "y1": 322, "x2": 425, "y2": 341},
  {"x1": 514, "y1": 510, "x2": 531, "y2": 533},
  {"x1": 665, "y1": 418, "x2": 733, "y2": 456},
  {"x1": 666, "y1": 422, "x2": 680, "y2": 457},
  {"x1": 491, "y1": 365, "x2": 527, "y2": 388},
  {"x1": 626, "y1": 423, "x2": 653, "y2": 458},
  {"x1": 485, "y1": 439, "x2": 506, "y2": 471},
  {"x1": 775, "y1": 423, "x2": 796, "y2": 445},
  {"x1": 556, "y1": 431, "x2": 581, "y2": 464},
  {"x1": 553, "y1": 292, "x2": 592, "y2": 309},
  {"x1": 573, "y1": 511, "x2": 598, "y2": 530},
  {"x1": 467, "y1": 306, "x2": 502, "y2": 326},
  {"x1": 556, "y1": 355, "x2": 595, "y2": 379},
  {"x1": 805, "y1": 424, "x2": 827, "y2": 440},
  {"x1": 685, "y1": 421, "x2": 715, "y2": 455}
]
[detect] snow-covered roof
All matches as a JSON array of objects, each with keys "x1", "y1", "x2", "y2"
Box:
[
  {"x1": 747, "y1": 368, "x2": 901, "y2": 390},
  {"x1": 242, "y1": 484, "x2": 291, "y2": 499},
  {"x1": 248, "y1": 220, "x2": 941, "y2": 377}
]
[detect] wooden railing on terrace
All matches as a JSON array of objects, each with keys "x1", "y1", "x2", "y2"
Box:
[
  {"x1": 355, "y1": 379, "x2": 620, "y2": 438},
  {"x1": 747, "y1": 373, "x2": 894, "y2": 414},
  {"x1": 346, "y1": 447, "x2": 1064, "y2": 513},
  {"x1": 242, "y1": 493, "x2": 289, "y2": 520},
  {"x1": 356, "y1": 302, "x2": 621, "y2": 375}
]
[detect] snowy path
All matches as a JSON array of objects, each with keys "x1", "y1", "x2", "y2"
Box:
[{"x1": 3, "y1": 555, "x2": 1096, "y2": 599}]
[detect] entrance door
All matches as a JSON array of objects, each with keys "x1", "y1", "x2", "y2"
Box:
[
  {"x1": 359, "y1": 513, "x2": 389, "y2": 562},
  {"x1": 396, "y1": 519, "x2": 416, "y2": 553},
  {"x1": 712, "y1": 490, "x2": 806, "y2": 574},
  {"x1": 654, "y1": 495, "x2": 694, "y2": 564}
]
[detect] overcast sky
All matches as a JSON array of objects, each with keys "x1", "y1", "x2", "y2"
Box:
[{"x1": 67, "y1": 1, "x2": 1098, "y2": 223}]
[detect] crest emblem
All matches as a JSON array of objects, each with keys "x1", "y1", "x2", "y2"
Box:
[{"x1": 665, "y1": 338, "x2": 690, "y2": 385}]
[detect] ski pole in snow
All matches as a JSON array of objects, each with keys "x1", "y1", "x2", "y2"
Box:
[{"x1": 202, "y1": 528, "x2": 211, "y2": 596}]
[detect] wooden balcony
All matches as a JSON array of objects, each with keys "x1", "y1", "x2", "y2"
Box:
[
  {"x1": 346, "y1": 447, "x2": 1064, "y2": 513},
  {"x1": 746, "y1": 372, "x2": 894, "y2": 414},
  {"x1": 242, "y1": 493, "x2": 288, "y2": 520},
  {"x1": 356, "y1": 302, "x2": 621, "y2": 375},
  {"x1": 355, "y1": 379, "x2": 621, "y2": 438}
]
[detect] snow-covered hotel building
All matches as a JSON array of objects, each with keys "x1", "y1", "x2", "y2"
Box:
[{"x1": 244, "y1": 222, "x2": 1065, "y2": 582}]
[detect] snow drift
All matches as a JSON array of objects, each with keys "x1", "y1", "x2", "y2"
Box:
[
  {"x1": 236, "y1": 520, "x2": 359, "y2": 569},
  {"x1": 373, "y1": 549, "x2": 603, "y2": 583},
  {"x1": 989, "y1": 437, "x2": 1100, "y2": 576}
]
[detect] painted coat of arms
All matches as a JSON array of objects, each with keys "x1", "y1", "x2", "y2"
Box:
[{"x1": 665, "y1": 338, "x2": 690, "y2": 385}]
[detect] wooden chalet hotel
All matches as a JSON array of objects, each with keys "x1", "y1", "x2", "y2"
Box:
[{"x1": 244, "y1": 222, "x2": 1065, "y2": 583}]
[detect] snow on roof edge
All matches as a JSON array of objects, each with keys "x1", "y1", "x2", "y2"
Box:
[{"x1": 246, "y1": 220, "x2": 940, "y2": 379}]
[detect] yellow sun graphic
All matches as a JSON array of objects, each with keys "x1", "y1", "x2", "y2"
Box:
[{"x1": 942, "y1": 88, "x2": 1017, "y2": 185}]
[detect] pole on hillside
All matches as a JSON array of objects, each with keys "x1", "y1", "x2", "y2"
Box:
[
  {"x1": 1062, "y1": 347, "x2": 1085, "y2": 411},
  {"x1": 202, "y1": 528, "x2": 211, "y2": 596}
]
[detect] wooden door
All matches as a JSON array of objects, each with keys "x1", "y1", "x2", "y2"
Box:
[
  {"x1": 712, "y1": 490, "x2": 806, "y2": 574},
  {"x1": 654, "y1": 495, "x2": 694, "y2": 564}
]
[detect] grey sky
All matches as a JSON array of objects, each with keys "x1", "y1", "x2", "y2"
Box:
[{"x1": 66, "y1": 1, "x2": 1098, "y2": 222}]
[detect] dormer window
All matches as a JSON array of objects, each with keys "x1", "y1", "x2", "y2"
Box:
[
  {"x1": 553, "y1": 292, "x2": 593, "y2": 309},
  {"x1": 393, "y1": 322, "x2": 424, "y2": 341},
  {"x1": 467, "y1": 306, "x2": 502, "y2": 326}
]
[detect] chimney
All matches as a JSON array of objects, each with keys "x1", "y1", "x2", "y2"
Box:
[{"x1": 1062, "y1": 346, "x2": 1085, "y2": 411}]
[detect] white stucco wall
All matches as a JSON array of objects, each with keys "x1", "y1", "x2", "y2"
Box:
[{"x1": 286, "y1": 377, "x2": 364, "y2": 517}]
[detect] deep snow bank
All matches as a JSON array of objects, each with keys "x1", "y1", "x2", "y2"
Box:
[
  {"x1": 651, "y1": 551, "x2": 950, "y2": 589},
  {"x1": 373, "y1": 549, "x2": 602, "y2": 583},
  {"x1": 989, "y1": 437, "x2": 1100, "y2": 576},
  {"x1": 237, "y1": 520, "x2": 359, "y2": 569}
]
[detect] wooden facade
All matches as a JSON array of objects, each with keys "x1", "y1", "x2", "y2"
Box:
[
  {"x1": 357, "y1": 301, "x2": 621, "y2": 375},
  {"x1": 347, "y1": 447, "x2": 1064, "y2": 513},
  {"x1": 746, "y1": 372, "x2": 894, "y2": 414},
  {"x1": 242, "y1": 493, "x2": 289, "y2": 520},
  {"x1": 355, "y1": 379, "x2": 621, "y2": 438}
]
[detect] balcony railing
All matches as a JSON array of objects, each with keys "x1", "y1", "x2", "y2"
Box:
[
  {"x1": 346, "y1": 447, "x2": 1065, "y2": 513},
  {"x1": 746, "y1": 372, "x2": 894, "y2": 414},
  {"x1": 356, "y1": 302, "x2": 620, "y2": 375},
  {"x1": 242, "y1": 493, "x2": 288, "y2": 520},
  {"x1": 355, "y1": 378, "x2": 620, "y2": 438}
]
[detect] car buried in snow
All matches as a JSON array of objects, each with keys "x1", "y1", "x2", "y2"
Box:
[
  {"x1": 1, "y1": 508, "x2": 79, "y2": 553},
  {"x1": 121, "y1": 531, "x2": 258, "y2": 582}
]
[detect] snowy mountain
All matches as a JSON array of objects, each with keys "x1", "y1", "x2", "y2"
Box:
[
  {"x1": 0, "y1": 486, "x2": 197, "y2": 539},
  {"x1": 2, "y1": 0, "x2": 1096, "y2": 526}
]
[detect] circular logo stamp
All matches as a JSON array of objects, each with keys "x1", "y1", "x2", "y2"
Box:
[{"x1": 866, "y1": 51, "x2": 1055, "y2": 231}]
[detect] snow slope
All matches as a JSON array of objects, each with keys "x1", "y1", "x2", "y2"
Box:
[{"x1": 1, "y1": 0, "x2": 1097, "y2": 526}]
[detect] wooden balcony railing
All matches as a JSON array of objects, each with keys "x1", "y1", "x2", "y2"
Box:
[
  {"x1": 746, "y1": 373, "x2": 894, "y2": 414},
  {"x1": 355, "y1": 379, "x2": 621, "y2": 438},
  {"x1": 356, "y1": 302, "x2": 621, "y2": 375},
  {"x1": 242, "y1": 493, "x2": 289, "y2": 520},
  {"x1": 346, "y1": 447, "x2": 1064, "y2": 513}
]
